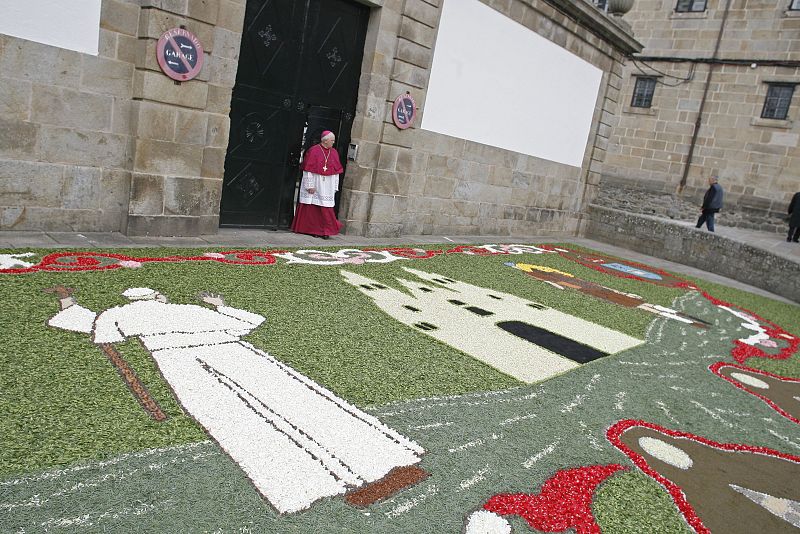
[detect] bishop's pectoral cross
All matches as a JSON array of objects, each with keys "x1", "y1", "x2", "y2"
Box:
[{"x1": 323, "y1": 165, "x2": 328, "y2": 172}]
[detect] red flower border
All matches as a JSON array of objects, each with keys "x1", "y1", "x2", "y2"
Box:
[
  {"x1": 1, "y1": 249, "x2": 286, "y2": 274},
  {"x1": 483, "y1": 464, "x2": 627, "y2": 534},
  {"x1": 709, "y1": 362, "x2": 800, "y2": 425},
  {"x1": 606, "y1": 419, "x2": 800, "y2": 534}
]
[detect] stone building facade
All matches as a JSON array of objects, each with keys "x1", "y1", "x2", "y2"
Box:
[
  {"x1": 601, "y1": 0, "x2": 800, "y2": 232},
  {"x1": 0, "y1": 0, "x2": 639, "y2": 237}
]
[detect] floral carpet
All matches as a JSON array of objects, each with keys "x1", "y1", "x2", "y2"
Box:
[{"x1": 1, "y1": 243, "x2": 798, "y2": 533}]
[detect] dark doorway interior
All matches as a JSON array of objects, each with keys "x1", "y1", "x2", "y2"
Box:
[
  {"x1": 497, "y1": 321, "x2": 609, "y2": 364},
  {"x1": 220, "y1": 0, "x2": 369, "y2": 228}
]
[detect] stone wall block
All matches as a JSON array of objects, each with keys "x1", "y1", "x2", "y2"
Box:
[
  {"x1": 426, "y1": 155, "x2": 467, "y2": 179},
  {"x1": 187, "y1": 0, "x2": 218, "y2": 24},
  {"x1": 453, "y1": 199, "x2": 480, "y2": 217},
  {"x1": 208, "y1": 56, "x2": 239, "y2": 88},
  {"x1": 377, "y1": 145, "x2": 399, "y2": 171},
  {"x1": 132, "y1": 101, "x2": 177, "y2": 141},
  {"x1": 0, "y1": 38, "x2": 82, "y2": 87},
  {"x1": 396, "y1": 149, "x2": 427, "y2": 173},
  {"x1": 341, "y1": 189, "x2": 370, "y2": 220},
  {"x1": 111, "y1": 98, "x2": 133, "y2": 135},
  {"x1": 39, "y1": 127, "x2": 127, "y2": 167},
  {"x1": 61, "y1": 166, "x2": 102, "y2": 209},
  {"x1": 343, "y1": 165, "x2": 374, "y2": 192},
  {"x1": 205, "y1": 114, "x2": 230, "y2": 148},
  {"x1": 217, "y1": 0, "x2": 246, "y2": 32},
  {"x1": 80, "y1": 56, "x2": 135, "y2": 98},
  {"x1": 101, "y1": 0, "x2": 141, "y2": 36},
  {"x1": 466, "y1": 162, "x2": 491, "y2": 183},
  {"x1": 391, "y1": 61, "x2": 429, "y2": 89},
  {"x1": 364, "y1": 222, "x2": 402, "y2": 238},
  {"x1": 139, "y1": 1, "x2": 188, "y2": 16},
  {"x1": 117, "y1": 34, "x2": 138, "y2": 63},
  {"x1": 0, "y1": 159, "x2": 63, "y2": 208},
  {"x1": 403, "y1": 0, "x2": 440, "y2": 27},
  {"x1": 488, "y1": 165, "x2": 513, "y2": 186},
  {"x1": 32, "y1": 85, "x2": 114, "y2": 132},
  {"x1": 396, "y1": 38, "x2": 432, "y2": 69},
  {"x1": 126, "y1": 214, "x2": 217, "y2": 236},
  {"x1": 133, "y1": 139, "x2": 204, "y2": 175},
  {"x1": 138, "y1": 9, "x2": 182, "y2": 39},
  {"x1": 462, "y1": 140, "x2": 517, "y2": 167},
  {"x1": 206, "y1": 84, "x2": 234, "y2": 114},
  {"x1": 129, "y1": 173, "x2": 165, "y2": 215},
  {"x1": 134, "y1": 71, "x2": 209, "y2": 108},
  {"x1": 422, "y1": 176, "x2": 457, "y2": 198},
  {"x1": 99, "y1": 28, "x2": 118, "y2": 58},
  {"x1": 367, "y1": 193, "x2": 396, "y2": 223},
  {"x1": 399, "y1": 17, "x2": 436, "y2": 48},
  {"x1": 453, "y1": 180, "x2": 482, "y2": 201},
  {"x1": 213, "y1": 27, "x2": 242, "y2": 60},
  {"x1": 373, "y1": 170, "x2": 411, "y2": 196},
  {"x1": 0, "y1": 78, "x2": 31, "y2": 120},
  {"x1": 173, "y1": 108, "x2": 208, "y2": 145},
  {"x1": 200, "y1": 147, "x2": 226, "y2": 178},
  {"x1": 355, "y1": 141, "x2": 381, "y2": 168},
  {"x1": 163, "y1": 176, "x2": 221, "y2": 216},
  {"x1": 100, "y1": 168, "x2": 132, "y2": 218},
  {"x1": 380, "y1": 124, "x2": 415, "y2": 149}
]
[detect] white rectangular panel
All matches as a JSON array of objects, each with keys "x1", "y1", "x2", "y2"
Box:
[
  {"x1": 421, "y1": 0, "x2": 603, "y2": 167},
  {"x1": 0, "y1": 0, "x2": 102, "y2": 56}
]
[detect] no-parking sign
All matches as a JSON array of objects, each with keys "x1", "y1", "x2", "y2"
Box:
[{"x1": 156, "y1": 28, "x2": 204, "y2": 82}]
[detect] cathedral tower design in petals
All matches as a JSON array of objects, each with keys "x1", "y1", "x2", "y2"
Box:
[{"x1": 342, "y1": 268, "x2": 644, "y2": 383}]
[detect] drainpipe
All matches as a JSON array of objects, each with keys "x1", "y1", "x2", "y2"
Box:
[{"x1": 677, "y1": 0, "x2": 733, "y2": 194}]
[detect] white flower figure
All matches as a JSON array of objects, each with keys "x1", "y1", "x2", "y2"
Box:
[
  {"x1": 343, "y1": 268, "x2": 643, "y2": 383},
  {"x1": 48, "y1": 288, "x2": 423, "y2": 514},
  {"x1": 0, "y1": 252, "x2": 36, "y2": 269},
  {"x1": 719, "y1": 305, "x2": 776, "y2": 347},
  {"x1": 465, "y1": 510, "x2": 512, "y2": 534}
]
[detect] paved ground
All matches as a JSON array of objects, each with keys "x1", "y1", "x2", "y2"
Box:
[{"x1": 0, "y1": 226, "x2": 795, "y2": 305}]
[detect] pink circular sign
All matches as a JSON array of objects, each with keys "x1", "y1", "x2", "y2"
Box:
[
  {"x1": 156, "y1": 28, "x2": 204, "y2": 82},
  {"x1": 392, "y1": 93, "x2": 417, "y2": 130}
]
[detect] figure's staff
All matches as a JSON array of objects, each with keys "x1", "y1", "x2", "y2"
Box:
[{"x1": 44, "y1": 285, "x2": 168, "y2": 422}]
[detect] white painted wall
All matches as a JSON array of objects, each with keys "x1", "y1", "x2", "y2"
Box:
[
  {"x1": 421, "y1": 0, "x2": 603, "y2": 168},
  {"x1": 0, "y1": 0, "x2": 102, "y2": 55}
]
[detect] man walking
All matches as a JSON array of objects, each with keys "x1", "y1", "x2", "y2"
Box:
[
  {"x1": 788, "y1": 191, "x2": 800, "y2": 243},
  {"x1": 696, "y1": 175, "x2": 724, "y2": 232}
]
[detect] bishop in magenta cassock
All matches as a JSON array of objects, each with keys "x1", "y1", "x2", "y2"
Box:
[{"x1": 291, "y1": 130, "x2": 344, "y2": 239}]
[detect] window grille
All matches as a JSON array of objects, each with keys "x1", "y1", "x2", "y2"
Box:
[
  {"x1": 631, "y1": 77, "x2": 657, "y2": 108},
  {"x1": 761, "y1": 84, "x2": 795, "y2": 120},
  {"x1": 675, "y1": 0, "x2": 707, "y2": 12}
]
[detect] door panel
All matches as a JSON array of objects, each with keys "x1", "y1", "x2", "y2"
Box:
[{"x1": 220, "y1": 0, "x2": 369, "y2": 229}]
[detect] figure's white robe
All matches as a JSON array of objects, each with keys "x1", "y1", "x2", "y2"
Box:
[
  {"x1": 50, "y1": 300, "x2": 423, "y2": 514},
  {"x1": 298, "y1": 171, "x2": 339, "y2": 207}
]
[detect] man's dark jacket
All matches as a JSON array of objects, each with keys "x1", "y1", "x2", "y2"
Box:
[
  {"x1": 702, "y1": 183, "x2": 724, "y2": 212},
  {"x1": 789, "y1": 192, "x2": 800, "y2": 227}
]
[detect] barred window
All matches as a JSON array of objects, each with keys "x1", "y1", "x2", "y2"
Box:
[
  {"x1": 761, "y1": 84, "x2": 795, "y2": 120},
  {"x1": 594, "y1": 0, "x2": 608, "y2": 10},
  {"x1": 631, "y1": 77, "x2": 657, "y2": 108},
  {"x1": 675, "y1": 0, "x2": 707, "y2": 11}
]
